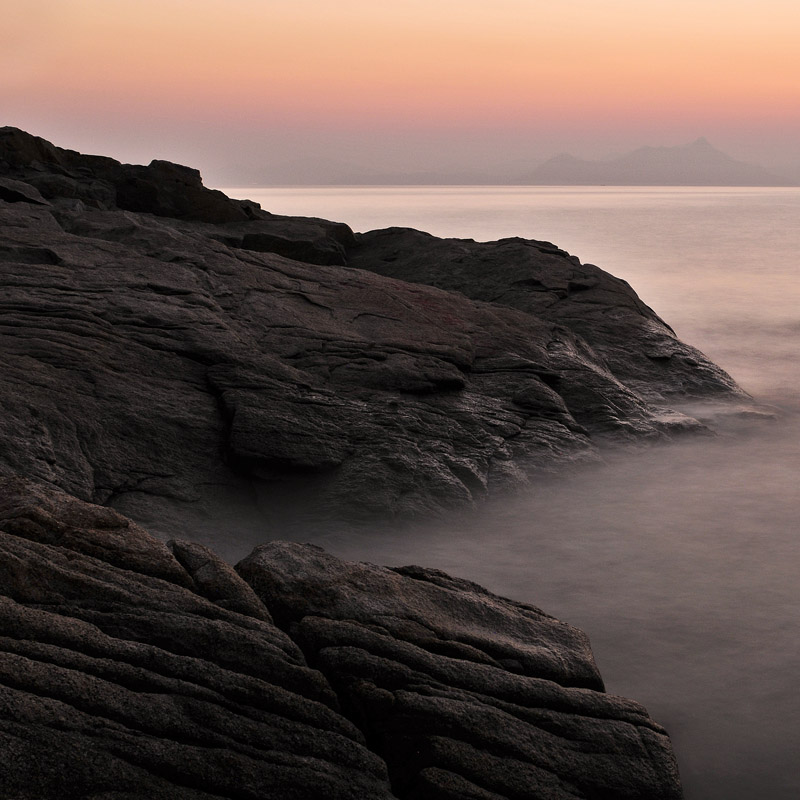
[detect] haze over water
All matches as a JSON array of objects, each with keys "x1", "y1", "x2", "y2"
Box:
[{"x1": 223, "y1": 185, "x2": 800, "y2": 800}]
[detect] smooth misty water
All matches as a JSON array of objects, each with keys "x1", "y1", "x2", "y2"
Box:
[{"x1": 222, "y1": 186, "x2": 800, "y2": 799}]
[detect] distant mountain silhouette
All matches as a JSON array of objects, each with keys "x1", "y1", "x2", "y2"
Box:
[
  {"x1": 525, "y1": 138, "x2": 793, "y2": 186},
  {"x1": 215, "y1": 139, "x2": 797, "y2": 186}
]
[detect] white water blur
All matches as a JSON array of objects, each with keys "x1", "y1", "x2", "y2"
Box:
[{"x1": 212, "y1": 186, "x2": 800, "y2": 799}]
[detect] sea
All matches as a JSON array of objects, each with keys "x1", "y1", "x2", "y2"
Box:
[{"x1": 221, "y1": 185, "x2": 800, "y2": 800}]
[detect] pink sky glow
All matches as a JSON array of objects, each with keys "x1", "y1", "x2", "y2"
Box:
[{"x1": 4, "y1": 0, "x2": 799, "y2": 183}]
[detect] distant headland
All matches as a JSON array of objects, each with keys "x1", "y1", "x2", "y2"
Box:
[{"x1": 523, "y1": 137, "x2": 794, "y2": 186}]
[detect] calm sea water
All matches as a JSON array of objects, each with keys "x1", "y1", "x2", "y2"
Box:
[{"x1": 222, "y1": 186, "x2": 800, "y2": 799}]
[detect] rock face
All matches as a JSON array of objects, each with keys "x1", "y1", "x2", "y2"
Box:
[
  {"x1": 346, "y1": 228, "x2": 741, "y2": 402},
  {"x1": 0, "y1": 476, "x2": 683, "y2": 799},
  {"x1": 0, "y1": 128, "x2": 746, "y2": 532},
  {"x1": 0, "y1": 476, "x2": 394, "y2": 799}
]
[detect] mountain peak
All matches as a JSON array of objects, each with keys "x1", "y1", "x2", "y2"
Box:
[{"x1": 527, "y1": 137, "x2": 789, "y2": 185}]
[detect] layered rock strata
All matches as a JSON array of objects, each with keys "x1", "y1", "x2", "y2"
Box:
[
  {"x1": 0, "y1": 477, "x2": 682, "y2": 799},
  {"x1": 0, "y1": 128, "x2": 745, "y2": 531}
]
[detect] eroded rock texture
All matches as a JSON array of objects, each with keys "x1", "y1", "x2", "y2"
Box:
[
  {"x1": 0, "y1": 476, "x2": 393, "y2": 799},
  {"x1": 346, "y1": 228, "x2": 740, "y2": 401},
  {"x1": 0, "y1": 128, "x2": 745, "y2": 531},
  {"x1": 0, "y1": 477, "x2": 682, "y2": 799}
]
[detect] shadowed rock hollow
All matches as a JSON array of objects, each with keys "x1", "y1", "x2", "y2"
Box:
[{"x1": 0, "y1": 127, "x2": 747, "y2": 538}]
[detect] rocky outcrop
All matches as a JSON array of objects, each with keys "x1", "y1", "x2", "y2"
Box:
[
  {"x1": 240, "y1": 542, "x2": 683, "y2": 799},
  {"x1": 346, "y1": 228, "x2": 742, "y2": 402},
  {"x1": 0, "y1": 128, "x2": 746, "y2": 531},
  {"x1": 0, "y1": 476, "x2": 394, "y2": 799},
  {"x1": 0, "y1": 129, "x2": 699, "y2": 797},
  {"x1": 0, "y1": 476, "x2": 683, "y2": 798},
  {"x1": 0, "y1": 126, "x2": 263, "y2": 223}
]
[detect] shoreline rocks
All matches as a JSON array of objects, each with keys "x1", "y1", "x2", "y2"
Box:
[
  {"x1": 0, "y1": 128, "x2": 754, "y2": 795},
  {"x1": 0, "y1": 127, "x2": 748, "y2": 532},
  {"x1": 0, "y1": 476, "x2": 683, "y2": 799}
]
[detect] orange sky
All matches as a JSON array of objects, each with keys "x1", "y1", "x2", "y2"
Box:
[{"x1": 4, "y1": 0, "x2": 800, "y2": 181}]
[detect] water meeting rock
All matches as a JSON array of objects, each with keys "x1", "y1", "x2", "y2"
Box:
[
  {"x1": 0, "y1": 128, "x2": 701, "y2": 797},
  {"x1": 0, "y1": 127, "x2": 745, "y2": 530},
  {"x1": 346, "y1": 227, "x2": 742, "y2": 402},
  {"x1": 0, "y1": 477, "x2": 683, "y2": 799}
]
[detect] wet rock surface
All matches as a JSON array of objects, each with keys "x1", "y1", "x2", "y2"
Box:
[
  {"x1": 0, "y1": 477, "x2": 683, "y2": 798},
  {"x1": 0, "y1": 128, "x2": 744, "y2": 531}
]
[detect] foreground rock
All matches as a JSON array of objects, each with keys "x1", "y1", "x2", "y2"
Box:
[
  {"x1": 0, "y1": 476, "x2": 392, "y2": 799},
  {"x1": 0, "y1": 128, "x2": 746, "y2": 531},
  {"x1": 0, "y1": 476, "x2": 683, "y2": 798},
  {"x1": 239, "y1": 543, "x2": 683, "y2": 798}
]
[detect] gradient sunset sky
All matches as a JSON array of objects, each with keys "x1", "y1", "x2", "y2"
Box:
[{"x1": 5, "y1": 0, "x2": 799, "y2": 183}]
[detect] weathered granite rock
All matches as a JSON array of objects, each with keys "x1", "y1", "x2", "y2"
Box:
[
  {"x1": 168, "y1": 538, "x2": 272, "y2": 621},
  {"x1": 0, "y1": 478, "x2": 683, "y2": 799},
  {"x1": 238, "y1": 541, "x2": 683, "y2": 799},
  {"x1": 0, "y1": 126, "x2": 262, "y2": 223},
  {"x1": 0, "y1": 129, "x2": 744, "y2": 530},
  {"x1": 209, "y1": 215, "x2": 358, "y2": 265},
  {"x1": 0, "y1": 474, "x2": 190, "y2": 586},
  {"x1": 0, "y1": 175, "x2": 49, "y2": 206},
  {"x1": 0, "y1": 477, "x2": 394, "y2": 799},
  {"x1": 346, "y1": 228, "x2": 744, "y2": 402}
]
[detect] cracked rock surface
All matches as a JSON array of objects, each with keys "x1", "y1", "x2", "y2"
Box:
[
  {"x1": 0, "y1": 128, "x2": 745, "y2": 532},
  {"x1": 0, "y1": 476, "x2": 393, "y2": 799},
  {"x1": 0, "y1": 476, "x2": 683, "y2": 799},
  {"x1": 346, "y1": 227, "x2": 742, "y2": 402}
]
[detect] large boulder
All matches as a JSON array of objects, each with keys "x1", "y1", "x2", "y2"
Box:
[
  {"x1": 238, "y1": 541, "x2": 683, "y2": 799},
  {"x1": 0, "y1": 129, "x2": 744, "y2": 530}
]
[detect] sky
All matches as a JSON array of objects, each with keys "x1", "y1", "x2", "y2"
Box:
[{"x1": 4, "y1": 0, "x2": 800, "y2": 184}]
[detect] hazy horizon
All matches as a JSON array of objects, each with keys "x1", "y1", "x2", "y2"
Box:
[{"x1": 5, "y1": 1, "x2": 800, "y2": 186}]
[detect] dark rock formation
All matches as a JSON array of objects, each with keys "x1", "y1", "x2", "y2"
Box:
[
  {"x1": 0, "y1": 477, "x2": 683, "y2": 798},
  {"x1": 0, "y1": 126, "x2": 262, "y2": 223},
  {"x1": 208, "y1": 215, "x2": 358, "y2": 265},
  {"x1": 0, "y1": 128, "x2": 747, "y2": 533},
  {"x1": 346, "y1": 228, "x2": 742, "y2": 402},
  {"x1": 0, "y1": 476, "x2": 394, "y2": 799},
  {"x1": 0, "y1": 129, "x2": 703, "y2": 797}
]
